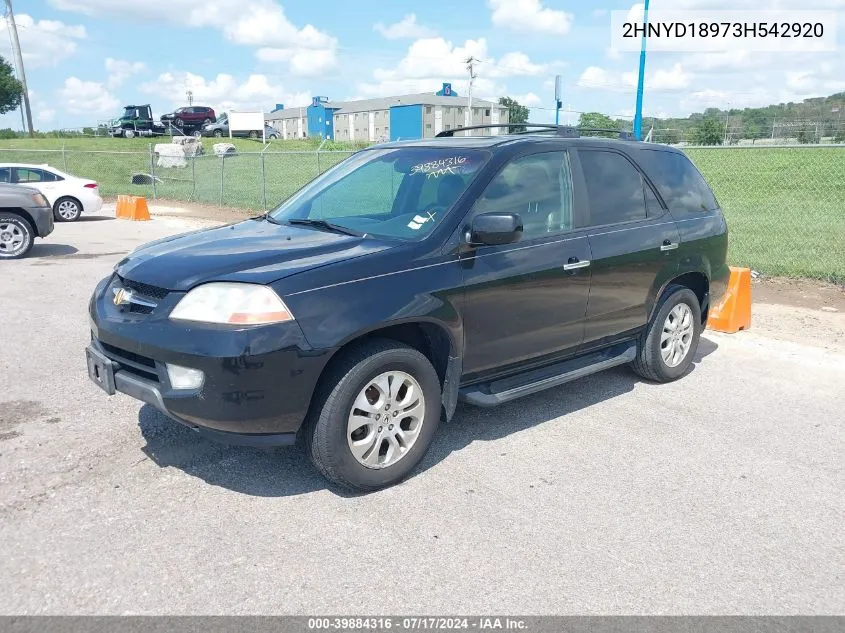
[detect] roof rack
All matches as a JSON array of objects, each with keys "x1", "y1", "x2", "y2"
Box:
[{"x1": 435, "y1": 123, "x2": 636, "y2": 141}]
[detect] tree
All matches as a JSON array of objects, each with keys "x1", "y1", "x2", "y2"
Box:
[
  {"x1": 577, "y1": 112, "x2": 617, "y2": 137},
  {"x1": 690, "y1": 118, "x2": 724, "y2": 145},
  {"x1": 743, "y1": 121, "x2": 762, "y2": 144},
  {"x1": 796, "y1": 125, "x2": 814, "y2": 144},
  {"x1": 498, "y1": 96, "x2": 528, "y2": 133},
  {"x1": 0, "y1": 56, "x2": 24, "y2": 115},
  {"x1": 655, "y1": 128, "x2": 681, "y2": 145}
]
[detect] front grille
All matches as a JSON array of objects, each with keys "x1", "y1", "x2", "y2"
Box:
[
  {"x1": 99, "y1": 341, "x2": 159, "y2": 382},
  {"x1": 119, "y1": 276, "x2": 169, "y2": 300}
]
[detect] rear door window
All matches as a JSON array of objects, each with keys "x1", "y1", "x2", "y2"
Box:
[
  {"x1": 639, "y1": 149, "x2": 718, "y2": 214},
  {"x1": 579, "y1": 150, "x2": 646, "y2": 226},
  {"x1": 14, "y1": 168, "x2": 48, "y2": 183}
]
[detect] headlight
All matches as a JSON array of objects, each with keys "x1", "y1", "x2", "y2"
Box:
[
  {"x1": 170, "y1": 282, "x2": 294, "y2": 325},
  {"x1": 31, "y1": 192, "x2": 49, "y2": 207}
]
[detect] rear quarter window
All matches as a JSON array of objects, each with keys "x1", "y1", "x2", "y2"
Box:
[{"x1": 639, "y1": 149, "x2": 718, "y2": 215}]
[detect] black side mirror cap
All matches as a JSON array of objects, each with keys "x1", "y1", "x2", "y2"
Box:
[{"x1": 468, "y1": 212, "x2": 523, "y2": 246}]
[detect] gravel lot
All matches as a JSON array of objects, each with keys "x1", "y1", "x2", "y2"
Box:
[{"x1": 1, "y1": 206, "x2": 843, "y2": 614}]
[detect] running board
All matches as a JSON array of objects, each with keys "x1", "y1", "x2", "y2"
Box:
[{"x1": 458, "y1": 342, "x2": 637, "y2": 408}]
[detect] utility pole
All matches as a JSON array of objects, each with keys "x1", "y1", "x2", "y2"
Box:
[
  {"x1": 633, "y1": 0, "x2": 650, "y2": 140},
  {"x1": 186, "y1": 90, "x2": 193, "y2": 106},
  {"x1": 4, "y1": 0, "x2": 33, "y2": 136},
  {"x1": 465, "y1": 56, "x2": 476, "y2": 137}
]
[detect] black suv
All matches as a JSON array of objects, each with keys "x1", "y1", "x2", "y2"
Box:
[{"x1": 86, "y1": 125, "x2": 729, "y2": 491}]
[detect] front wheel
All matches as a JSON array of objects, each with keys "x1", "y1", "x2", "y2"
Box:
[
  {"x1": 306, "y1": 340, "x2": 441, "y2": 491},
  {"x1": 631, "y1": 286, "x2": 702, "y2": 382},
  {"x1": 124, "y1": 129, "x2": 135, "y2": 139},
  {"x1": 213, "y1": 129, "x2": 223, "y2": 138},
  {"x1": 248, "y1": 130, "x2": 258, "y2": 139},
  {"x1": 54, "y1": 197, "x2": 81, "y2": 222},
  {"x1": 0, "y1": 214, "x2": 34, "y2": 259}
]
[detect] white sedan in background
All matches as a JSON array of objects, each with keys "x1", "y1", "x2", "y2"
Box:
[{"x1": 0, "y1": 163, "x2": 103, "y2": 222}]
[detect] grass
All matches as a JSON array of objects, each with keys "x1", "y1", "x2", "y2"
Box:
[
  {"x1": 686, "y1": 147, "x2": 845, "y2": 283},
  {"x1": 0, "y1": 137, "x2": 842, "y2": 282}
]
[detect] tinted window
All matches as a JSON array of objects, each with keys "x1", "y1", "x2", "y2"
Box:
[
  {"x1": 0, "y1": 168, "x2": 10, "y2": 183},
  {"x1": 579, "y1": 150, "x2": 646, "y2": 225},
  {"x1": 269, "y1": 148, "x2": 489, "y2": 241},
  {"x1": 472, "y1": 151, "x2": 574, "y2": 239},
  {"x1": 640, "y1": 149, "x2": 718, "y2": 213},
  {"x1": 14, "y1": 168, "x2": 46, "y2": 183}
]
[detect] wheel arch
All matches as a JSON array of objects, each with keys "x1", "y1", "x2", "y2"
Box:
[
  {"x1": 308, "y1": 319, "x2": 461, "y2": 425},
  {"x1": 0, "y1": 207, "x2": 37, "y2": 235},
  {"x1": 650, "y1": 270, "x2": 710, "y2": 324},
  {"x1": 54, "y1": 195, "x2": 83, "y2": 211}
]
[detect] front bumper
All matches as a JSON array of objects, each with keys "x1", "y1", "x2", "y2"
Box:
[
  {"x1": 87, "y1": 274, "x2": 332, "y2": 444},
  {"x1": 31, "y1": 206, "x2": 54, "y2": 237}
]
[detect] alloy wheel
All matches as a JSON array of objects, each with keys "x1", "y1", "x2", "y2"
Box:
[
  {"x1": 661, "y1": 303, "x2": 694, "y2": 367},
  {"x1": 0, "y1": 221, "x2": 26, "y2": 256},
  {"x1": 347, "y1": 371, "x2": 426, "y2": 469}
]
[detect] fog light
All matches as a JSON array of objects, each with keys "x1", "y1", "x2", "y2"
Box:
[{"x1": 166, "y1": 364, "x2": 205, "y2": 390}]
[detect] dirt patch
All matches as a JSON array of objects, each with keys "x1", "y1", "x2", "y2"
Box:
[
  {"x1": 752, "y1": 277, "x2": 845, "y2": 312},
  {"x1": 0, "y1": 400, "x2": 50, "y2": 441}
]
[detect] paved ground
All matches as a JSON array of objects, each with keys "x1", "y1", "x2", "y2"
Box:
[{"x1": 1, "y1": 207, "x2": 843, "y2": 614}]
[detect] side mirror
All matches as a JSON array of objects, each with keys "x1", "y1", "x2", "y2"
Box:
[{"x1": 467, "y1": 212, "x2": 523, "y2": 246}]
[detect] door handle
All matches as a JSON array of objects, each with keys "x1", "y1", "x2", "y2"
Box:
[
  {"x1": 563, "y1": 257, "x2": 591, "y2": 271},
  {"x1": 660, "y1": 239, "x2": 679, "y2": 252}
]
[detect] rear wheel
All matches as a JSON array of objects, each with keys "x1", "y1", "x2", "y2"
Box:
[
  {"x1": 0, "y1": 214, "x2": 33, "y2": 259},
  {"x1": 248, "y1": 130, "x2": 258, "y2": 139},
  {"x1": 631, "y1": 286, "x2": 702, "y2": 382},
  {"x1": 54, "y1": 197, "x2": 81, "y2": 222},
  {"x1": 174, "y1": 118, "x2": 184, "y2": 128},
  {"x1": 124, "y1": 129, "x2": 135, "y2": 139},
  {"x1": 306, "y1": 340, "x2": 441, "y2": 491}
]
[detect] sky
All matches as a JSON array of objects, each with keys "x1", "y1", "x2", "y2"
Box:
[{"x1": 2, "y1": 0, "x2": 845, "y2": 130}]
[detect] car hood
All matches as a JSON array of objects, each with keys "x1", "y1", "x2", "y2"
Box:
[{"x1": 115, "y1": 218, "x2": 391, "y2": 291}]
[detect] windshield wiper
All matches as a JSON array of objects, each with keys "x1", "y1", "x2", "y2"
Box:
[{"x1": 287, "y1": 218, "x2": 364, "y2": 237}]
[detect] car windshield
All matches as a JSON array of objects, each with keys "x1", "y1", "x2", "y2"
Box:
[{"x1": 268, "y1": 147, "x2": 489, "y2": 241}]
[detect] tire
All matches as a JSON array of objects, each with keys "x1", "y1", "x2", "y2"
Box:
[
  {"x1": 174, "y1": 118, "x2": 184, "y2": 128},
  {"x1": 53, "y1": 197, "x2": 82, "y2": 222},
  {"x1": 306, "y1": 339, "x2": 442, "y2": 492},
  {"x1": 192, "y1": 130, "x2": 202, "y2": 139},
  {"x1": 213, "y1": 130, "x2": 223, "y2": 138},
  {"x1": 0, "y1": 214, "x2": 34, "y2": 259},
  {"x1": 631, "y1": 286, "x2": 702, "y2": 382},
  {"x1": 268, "y1": 134, "x2": 278, "y2": 140},
  {"x1": 248, "y1": 130, "x2": 258, "y2": 139},
  {"x1": 124, "y1": 129, "x2": 135, "y2": 139}
]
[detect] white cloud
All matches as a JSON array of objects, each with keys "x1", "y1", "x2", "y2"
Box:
[
  {"x1": 0, "y1": 14, "x2": 86, "y2": 68},
  {"x1": 37, "y1": 109, "x2": 57, "y2": 123},
  {"x1": 578, "y1": 63, "x2": 691, "y2": 92},
  {"x1": 512, "y1": 92, "x2": 542, "y2": 107},
  {"x1": 139, "y1": 71, "x2": 310, "y2": 114},
  {"x1": 58, "y1": 78, "x2": 120, "y2": 115},
  {"x1": 105, "y1": 58, "x2": 146, "y2": 89},
  {"x1": 255, "y1": 47, "x2": 337, "y2": 77},
  {"x1": 373, "y1": 14, "x2": 436, "y2": 39},
  {"x1": 356, "y1": 37, "x2": 547, "y2": 99},
  {"x1": 489, "y1": 0, "x2": 573, "y2": 35},
  {"x1": 48, "y1": 0, "x2": 338, "y2": 75}
]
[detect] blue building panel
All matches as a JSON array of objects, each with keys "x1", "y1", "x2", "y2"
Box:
[
  {"x1": 307, "y1": 102, "x2": 337, "y2": 139},
  {"x1": 389, "y1": 105, "x2": 423, "y2": 141}
]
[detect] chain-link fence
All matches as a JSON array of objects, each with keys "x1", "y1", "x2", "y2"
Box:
[{"x1": 0, "y1": 144, "x2": 842, "y2": 282}]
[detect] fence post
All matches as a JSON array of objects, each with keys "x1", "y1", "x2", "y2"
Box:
[
  {"x1": 189, "y1": 156, "x2": 196, "y2": 202},
  {"x1": 219, "y1": 155, "x2": 225, "y2": 206},
  {"x1": 61, "y1": 142, "x2": 68, "y2": 171},
  {"x1": 149, "y1": 143, "x2": 157, "y2": 199},
  {"x1": 261, "y1": 152, "x2": 267, "y2": 211}
]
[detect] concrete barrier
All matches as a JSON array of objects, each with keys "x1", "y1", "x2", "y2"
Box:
[
  {"x1": 707, "y1": 267, "x2": 752, "y2": 333},
  {"x1": 115, "y1": 195, "x2": 151, "y2": 221}
]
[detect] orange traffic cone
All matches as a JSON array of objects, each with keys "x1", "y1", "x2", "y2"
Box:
[
  {"x1": 115, "y1": 195, "x2": 150, "y2": 221},
  {"x1": 707, "y1": 267, "x2": 751, "y2": 333}
]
